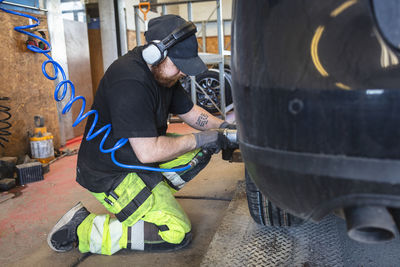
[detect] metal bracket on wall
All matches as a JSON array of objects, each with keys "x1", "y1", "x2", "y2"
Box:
[{"x1": 1, "y1": 1, "x2": 47, "y2": 12}]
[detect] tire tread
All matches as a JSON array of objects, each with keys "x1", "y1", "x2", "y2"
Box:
[{"x1": 245, "y1": 169, "x2": 304, "y2": 227}]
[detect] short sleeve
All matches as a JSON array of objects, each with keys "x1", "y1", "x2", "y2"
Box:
[
  {"x1": 106, "y1": 79, "x2": 158, "y2": 138},
  {"x1": 169, "y1": 82, "x2": 194, "y2": 115}
]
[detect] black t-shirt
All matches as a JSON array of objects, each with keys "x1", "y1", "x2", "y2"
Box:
[{"x1": 76, "y1": 47, "x2": 194, "y2": 193}]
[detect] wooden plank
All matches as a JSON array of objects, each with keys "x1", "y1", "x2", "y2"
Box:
[{"x1": 88, "y1": 28, "x2": 104, "y2": 96}]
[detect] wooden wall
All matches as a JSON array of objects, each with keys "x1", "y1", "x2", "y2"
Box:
[
  {"x1": 88, "y1": 29, "x2": 104, "y2": 96},
  {"x1": 127, "y1": 30, "x2": 145, "y2": 51},
  {"x1": 197, "y1": 36, "x2": 231, "y2": 54},
  {"x1": 0, "y1": 12, "x2": 60, "y2": 158}
]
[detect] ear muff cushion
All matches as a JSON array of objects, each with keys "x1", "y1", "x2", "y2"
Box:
[
  {"x1": 142, "y1": 41, "x2": 168, "y2": 65},
  {"x1": 142, "y1": 44, "x2": 162, "y2": 65}
]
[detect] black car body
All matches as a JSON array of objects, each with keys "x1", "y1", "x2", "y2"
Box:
[{"x1": 232, "y1": 0, "x2": 400, "y2": 242}]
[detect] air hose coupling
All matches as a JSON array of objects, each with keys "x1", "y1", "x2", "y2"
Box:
[{"x1": 189, "y1": 157, "x2": 199, "y2": 168}]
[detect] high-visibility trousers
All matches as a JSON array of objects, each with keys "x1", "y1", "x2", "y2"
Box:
[{"x1": 76, "y1": 149, "x2": 211, "y2": 255}]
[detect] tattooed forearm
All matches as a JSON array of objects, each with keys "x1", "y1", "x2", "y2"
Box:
[{"x1": 195, "y1": 113, "x2": 209, "y2": 128}]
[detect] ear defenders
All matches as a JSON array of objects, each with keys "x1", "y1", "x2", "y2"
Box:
[
  {"x1": 26, "y1": 30, "x2": 48, "y2": 51},
  {"x1": 142, "y1": 21, "x2": 197, "y2": 66}
]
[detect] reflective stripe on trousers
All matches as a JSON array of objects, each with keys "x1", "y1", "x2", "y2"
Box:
[{"x1": 77, "y1": 213, "x2": 145, "y2": 255}]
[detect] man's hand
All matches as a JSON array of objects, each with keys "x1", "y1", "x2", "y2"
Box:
[
  {"x1": 194, "y1": 130, "x2": 229, "y2": 154},
  {"x1": 219, "y1": 121, "x2": 236, "y2": 130}
]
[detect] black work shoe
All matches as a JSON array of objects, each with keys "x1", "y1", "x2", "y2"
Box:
[{"x1": 47, "y1": 202, "x2": 90, "y2": 252}]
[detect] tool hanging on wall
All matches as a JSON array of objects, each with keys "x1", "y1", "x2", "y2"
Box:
[
  {"x1": 26, "y1": 30, "x2": 48, "y2": 51},
  {"x1": 0, "y1": 97, "x2": 11, "y2": 148},
  {"x1": 139, "y1": 1, "x2": 151, "y2": 30}
]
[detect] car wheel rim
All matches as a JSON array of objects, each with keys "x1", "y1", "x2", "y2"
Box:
[{"x1": 196, "y1": 77, "x2": 220, "y2": 109}]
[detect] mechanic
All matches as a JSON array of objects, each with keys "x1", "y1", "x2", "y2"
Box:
[{"x1": 47, "y1": 15, "x2": 235, "y2": 255}]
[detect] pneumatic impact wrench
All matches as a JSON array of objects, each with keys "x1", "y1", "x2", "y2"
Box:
[
  {"x1": 189, "y1": 128, "x2": 240, "y2": 170},
  {"x1": 218, "y1": 128, "x2": 240, "y2": 162}
]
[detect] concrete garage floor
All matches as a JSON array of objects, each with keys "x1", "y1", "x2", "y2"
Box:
[{"x1": 0, "y1": 122, "x2": 245, "y2": 267}]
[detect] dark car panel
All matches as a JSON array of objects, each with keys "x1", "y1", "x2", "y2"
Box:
[{"x1": 232, "y1": 0, "x2": 400, "y2": 221}]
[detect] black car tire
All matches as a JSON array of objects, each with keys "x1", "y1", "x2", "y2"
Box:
[
  {"x1": 245, "y1": 169, "x2": 304, "y2": 227},
  {"x1": 180, "y1": 69, "x2": 233, "y2": 114}
]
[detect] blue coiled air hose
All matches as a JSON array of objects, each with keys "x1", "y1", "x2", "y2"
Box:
[{"x1": 0, "y1": 1, "x2": 192, "y2": 173}]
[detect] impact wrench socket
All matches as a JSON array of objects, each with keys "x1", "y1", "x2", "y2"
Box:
[
  {"x1": 218, "y1": 128, "x2": 238, "y2": 144},
  {"x1": 217, "y1": 129, "x2": 239, "y2": 161}
]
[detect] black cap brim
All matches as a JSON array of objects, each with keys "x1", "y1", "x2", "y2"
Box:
[{"x1": 170, "y1": 56, "x2": 207, "y2": 76}]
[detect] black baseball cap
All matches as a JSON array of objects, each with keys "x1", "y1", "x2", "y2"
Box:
[{"x1": 144, "y1": 15, "x2": 207, "y2": 76}]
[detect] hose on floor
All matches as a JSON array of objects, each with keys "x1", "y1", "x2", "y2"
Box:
[{"x1": 0, "y1": 1, "x2": 191, "y2": 172}]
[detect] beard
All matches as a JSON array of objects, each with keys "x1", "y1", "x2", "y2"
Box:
[{"x1": 151, "y1": 63, "x2": 183, "y2": 88}]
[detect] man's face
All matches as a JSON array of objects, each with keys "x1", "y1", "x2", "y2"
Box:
[{"x1": 151, "y1": 57, "x2": 185, "y2": 88}]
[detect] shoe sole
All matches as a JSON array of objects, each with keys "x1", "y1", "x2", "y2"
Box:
[{"x1": 47, "y1": 202, "x2": 84, "y2": 252}]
